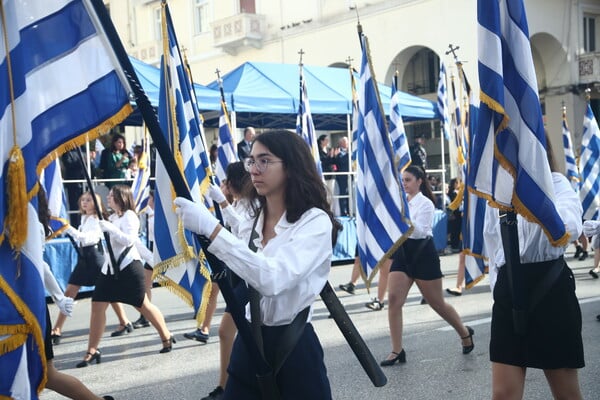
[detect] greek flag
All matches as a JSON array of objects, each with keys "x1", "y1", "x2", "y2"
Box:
[
  {"x1": 153, "y1": 3, "x2": 211, "y2": 324},
  {"x1": 462, "y1": 98, "x2": 488, "y2": 288},
  {"x1": 1, "y1": 1, "x2": 132, "y2": 397},
  {"x1": 356, "y1": 34, "x2": 412, "y2": 286},
  {"x1": 296, "y1": 66, "x2": 322, "y2": 175},
  {"x1": 448, "y1": 67, "x2": 469, "y2": 211},
  {"x1": 132, "y1": 132, "x2": 151, "y2": 213},
  {"x1": 437, "y1": 62, "x2": 451, "y2": 140},
  {"x1": 350, "y1": 66, "x2": 359, "y2": 167},
  {"x1": 579, "y1": 103, "x2": 600, "y2": 220},
  {"x1": 471, "y1": 0, "x2": 569, "y2": 246},
  {"x1": 562, "y1": 108, "x2": 579, "y2": 192},
  {"x1": 41, "y1": 159, "x2": 69, "y2": 238},
  {"x1": 389, "y1": 75, "x2": 411, "y2": 173},
  {"x1": 215, "y1": 100, "x2": 237, "y2": 184}
]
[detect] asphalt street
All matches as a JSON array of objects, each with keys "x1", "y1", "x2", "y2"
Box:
[{"x1": 41, "y1": 249, "x2": 600, "y2": 399}]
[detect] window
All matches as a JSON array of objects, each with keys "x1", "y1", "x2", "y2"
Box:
[
  {"x1": 194, "y1": 0, "x2": 209, "y2": 35},
  {"x1": 584, "y1": 14, "x2": 597, "y2": 52},
  {"x1": 153, "y1": 7, "x2": 162, "y2": 41},
  {"x1": 403, "y1": 49, "x2": 439, "y2": 95}
]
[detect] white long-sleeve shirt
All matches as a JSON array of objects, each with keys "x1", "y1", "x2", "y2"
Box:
[
  {"x1": 101, "y1": 210, "x2": 141, "y2": 275},
  {"x1": 408, "y1": 192, "x2": 434, "y2": 239},
  {"x1": 208, "y1": 207, "x2": 332, "y2": 326},
  {"x1": 67, "y1": 215, "x2": 103, "y2": 246},
  {"x1": 484, "y1": 172, "x2": 582, "y2": 288}
]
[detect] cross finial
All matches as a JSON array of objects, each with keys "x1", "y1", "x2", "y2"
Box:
[
  {"x1": 445, "y1": 44, "x2": 460, "y2": 61},
  {"x1": 215, "y1": 68, "x2": 222, "y2": 84},
  {"x1": 345, "y1": 56, "x2": 354, "y2": 66},
  {"x1": 298, "y1": 49, "x2": 305, "y2": 66}
]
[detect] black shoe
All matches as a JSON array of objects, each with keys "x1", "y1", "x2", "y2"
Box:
[
  {"x1": 183, "y1": 329, "x2": 209, "y2": 343},
  {"x1": 132, "y1": 315, "x2": 150, "y2": 329},
  {"x1": 201, "y1": 386, "x2": 224, "y2": 400},
  {"x1": 380, "y1": 349, "x2": 406, "y2": 366},
  {"x1": 462, "y1": 326, "x2": 475, "y2": 354},
  {"x1": 76, "y1": 350, "x2": 101, "y2": 368},
  {"x1": 420, "y1": 297, "x2": 428, "y2": 305},
  {"x1": 574, "y1": 245, "x2": 583, "y2": 259},
  {"x1": 338, "y1": 282, "x2": 355, "y2": 295},
  {"x1": 579, "y1": 251, "x2": 589, "y2": 261},
  {"x1": 103, "y1": 397, "x2": 114, "y2": 400},
  {"x1": 160, "y1": 335, "x2": 176, "y2": 353},
  {"x1": 110, "y1": 322, "x2": 133, "y2": 337},
  {"x1": 589, "y1": 269, "x2": 599, "y2": 279},
  {"x1": 596, "y1": 314, "x2": 600, "y2": 322},
  {"x1": 365, "y1": 298, "x2": 384, "y2": 311},
  {"x1": 50, "y1": 332, "x2": 61, "y2": 345},
  {"x1": 446, "y1": 288, "x2": 462, "y2": 296}
]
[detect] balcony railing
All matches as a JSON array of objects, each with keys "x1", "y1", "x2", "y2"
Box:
[
  {"x1": 579, "y1": 52, "x2": 600, "y2": 85},
  {"x1": 212, "y1": 13, "x2": 266, "y2": 55}
]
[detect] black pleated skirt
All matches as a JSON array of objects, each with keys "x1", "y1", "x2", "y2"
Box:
[
  {"x1": 68, "y1": 244, "x2": 104, "y2": 286},
  {"x1": 490, "y1": 260, "x2": 584, "y2": 369},
  {"x1": 92, "y1": 260, "x2": 146, "y2": 308},
  {"x1": 390, "y1": 238, "x2": 442, "y2": 280}
]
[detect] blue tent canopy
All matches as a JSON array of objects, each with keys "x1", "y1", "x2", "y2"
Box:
[
  {"x1": 125, "y1": 57, "x2": 225, "y2": 125},
  {"x1": 205, "y1": 61, "x2": 439, "y2": 130}
]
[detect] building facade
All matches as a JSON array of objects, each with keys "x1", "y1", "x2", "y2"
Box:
[{"x1": 108, "y1": 0, "x2": 600, "y2": 176}]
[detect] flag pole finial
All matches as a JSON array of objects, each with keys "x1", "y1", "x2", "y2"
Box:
[
  {"x1": 298, "y1": 48, "x2": 305, "y2": 66},
  {"x1": 446, "y1": 44, "x2": 460, "y2": 61}
]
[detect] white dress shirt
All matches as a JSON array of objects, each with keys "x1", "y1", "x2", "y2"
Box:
[
  {"x1": 101, "y1": 209, "x2": 142, "y2": 275},
  {"x1": 68, "y1": 215, "x2": 103, "y2": 246},
  {"x1": 408, "y1": 192, "x2": 434, "y2": 239},
  {"x1": 208, "y1": 207, "x2": 332, "y2": 326},
  {"x1": 484, "y1": 172, "x2": 582, "y2": 289}
]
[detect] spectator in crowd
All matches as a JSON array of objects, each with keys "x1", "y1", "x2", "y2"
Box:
[
  {"x1": 61, "y1": 146, "x2": 95, "y2": 227},
  {"x1": 334, "y1": 136, "x2": 350, "y2": 216},
  {"x1": 99, "y1": 134, "x2": 132, "y2": 188},
  {"x1": 409, "y1": 133, "x2": 427, "y2": 169},
  {"x1": 318, "y1": 134, "x2": 337, "y2": 206},
  {"x1": 236, "y1": 127, "x2": 255, "y2": 160},
  {"x1": 446, "y1": 178, "x2": 463, "y2": 252}
]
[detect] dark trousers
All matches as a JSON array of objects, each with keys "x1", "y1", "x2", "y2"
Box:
[
  {"x1": 223, "y1": 323, "x2": 331, "y2": 400},
  {"x1": 337, "y1": 177, "x2": 349, "y2": 215}
]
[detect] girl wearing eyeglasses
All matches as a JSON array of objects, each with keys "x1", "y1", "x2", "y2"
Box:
[{"x1": 175, "y1": 130, "x2": 340, "y2": 399}]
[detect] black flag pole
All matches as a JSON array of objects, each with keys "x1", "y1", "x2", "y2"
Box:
[
  {"x1": 74, "y1": 146, "x2": 119, "y2": 279},
  {"x1": 88, "y1": 0, "x2": 274, "y2": 389}
]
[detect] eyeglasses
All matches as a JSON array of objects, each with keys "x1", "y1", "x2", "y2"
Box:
[{"x1": 244, "y1": 158, "x2": 283, "y2": 173}]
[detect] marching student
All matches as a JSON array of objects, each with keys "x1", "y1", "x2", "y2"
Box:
[
  {"x1": 50, "y1": 191, "x2": 132, "y2": 343},
  {"x1": 175, "y1": 130, "x2": 341, "y2": 399},
  {"x1": 76, "y1": 185, "x2": 174, "y2": 368},
  {"x1": 381, "y1": 165, "x2": 474, "y2": 366},
  {"x1": 485, "y1": 136, "x2": 584, "y2": 399}
]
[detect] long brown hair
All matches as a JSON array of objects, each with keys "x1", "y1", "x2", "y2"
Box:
[
  {"x1": 247, "y1": 130, "x2": 342, "y2": 244},
  {"x1": 405, "y1": 165, "x2": 436, "y2": 205}
]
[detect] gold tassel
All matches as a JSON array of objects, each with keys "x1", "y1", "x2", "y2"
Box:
[{"x1": 6, "y1": 145, "x2": 27, "y2": 252}]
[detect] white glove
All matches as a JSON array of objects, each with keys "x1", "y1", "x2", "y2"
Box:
[
  {"x1": 65, "y1": 225, "x2": 78, "y2": 237},
  {"x1": 207, "y1": 184, "x2": 227, "y2": 204},
  {"x1": 99, "y1": 220, "x2": 118, "y2": 234},
  {"x1": 56, "y1": 297, "x2": 74, "y2": 317},
  {"x1": 583, "y1": 220, "x2": 600, "y2": 237},
  {"x1": 174, "y1": 197, "x2": 220, "y2": 237}
]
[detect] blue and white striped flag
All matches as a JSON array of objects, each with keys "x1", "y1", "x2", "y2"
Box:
[
  {"x1": 356, "y1": 34, "x2": 412, "y2": 286},
  {"x1": 215, "y1": 100, "x2": 238, "y2": 184},
  {"x1": 562, "y1": 108, "x2": 580, "y2": 192},
  {"x1": 296, "y1": 66, "x2": 322, "y2": 176},
  {"x1": 0, "y1": 1, "x2": 132, "y2": 397},
  {"x1": 579, "y1": 103, "x2": 600, "y2": 220},
  {"x1": 471, "y1": 0, "x2": 569, "y2": 246},
  {"x1": 389, "y1": 75, "x2": 411, "y2": 173},
  {"x1": 350, "y1": 66, "x2": 360, "y2": 167},
  {"x1": 437, "y1": 62, "x2": 451, "y2": 140},
  {"x1": 41, "y1": 159, "x2": 70, "y2": 238},
  {"x1": 153, "y1": 3, "x2": 211, "y2": 325},
  {"x1": 132, "y1": 132, "x2": 152, "y2": 213}
]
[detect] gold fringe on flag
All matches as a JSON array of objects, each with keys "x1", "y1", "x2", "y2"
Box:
[{"x1": 6, "y1": 145, "x2": 28, "y2": 252}]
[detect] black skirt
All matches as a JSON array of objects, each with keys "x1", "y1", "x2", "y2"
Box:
[
  {"x1": 44, "y1": 306, "x2": 54, "y2": 361},
  {"x1": 224, "y1": 323, "x2": 331, "y2": 400},
  {"x1": 390, "y1": 238, "x2": 442, "y2": 280},
  {"x1": 68, "y1": 243, "x2": 103, "y2": 286},
  {"x1": 92, "y1": 260, "x2": 146, "y2": 307},
  {"x1": 490, "y1": 259, "x2": 584, "y2": 369}
]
